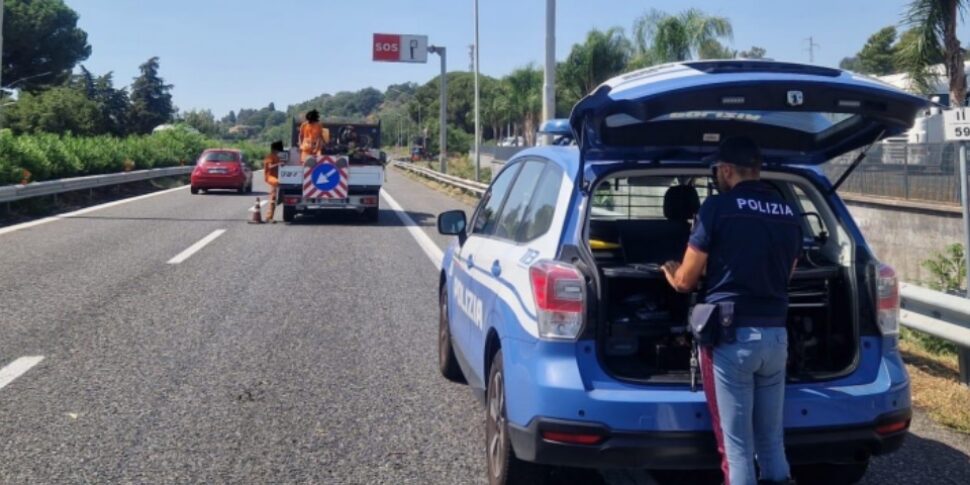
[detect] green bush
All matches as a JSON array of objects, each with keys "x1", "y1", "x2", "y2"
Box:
[{"x1": 0, "y1": 127, "x2": 269, "y2": 184}]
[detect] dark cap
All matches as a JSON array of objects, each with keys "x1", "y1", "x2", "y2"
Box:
[
  {"x1": 703, "y1": 136, "x2": 762, "y2": 168},
  {"x1": 270, "y1": 140, "x2": 284, "y2": 152}
]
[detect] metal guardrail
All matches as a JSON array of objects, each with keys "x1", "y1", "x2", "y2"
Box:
[
  {"x1": 0, "y1": 166, "x2": 193, "y2": 204},
  {"x1": 900, "y1": 284, "x2": 970, "y2": 385},
  {"x1": 392, "y1": 160, "x2": 487, "y2": 196},
  {"x1": 394, "y1": 159, "x2": 970, "y2": 385}
]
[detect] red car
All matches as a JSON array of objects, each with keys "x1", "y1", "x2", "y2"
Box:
[{"x1": 190, "y1": 149, "x2": 253, "y2": 194}]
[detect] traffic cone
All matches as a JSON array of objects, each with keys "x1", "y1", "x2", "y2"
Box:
[{"x1": 249, "y1": 197, "x2": 263, "y2": 224}]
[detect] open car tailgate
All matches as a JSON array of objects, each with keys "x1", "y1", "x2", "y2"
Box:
[{"x1": 569, "y1": 60, "x2": 929, "y2": 167}]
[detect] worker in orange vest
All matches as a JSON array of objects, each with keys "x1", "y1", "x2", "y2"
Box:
[
  {"x1": 299, "y1": 109, "x2": 330, "y2": 163},
  {"x1": 264, "y1": 141, "x2": 285, "y2": 223}
]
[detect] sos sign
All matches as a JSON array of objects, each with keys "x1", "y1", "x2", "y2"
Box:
[{"x1": 373, "y1": 34, "x2": 428, "y2": 63}]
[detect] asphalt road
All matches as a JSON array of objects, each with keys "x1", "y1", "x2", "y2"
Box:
[{"x1": 0, "y1": 167, "x2": 967, "y2": 484}]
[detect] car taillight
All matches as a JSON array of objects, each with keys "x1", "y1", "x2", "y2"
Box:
[
  {"x1": 529, "y1": 260, "x2": 585, "y2": 340},
  {"x1": 876, "y1": 263, "x2": 900, "y2": 337},
  {"x1": 875, "y1": 418, "x2": 910, "y2": 436},
  {"x1": 361, "y1": 196, "x2": 378, "y2": 206},
  {"x1": 284, "y1": 196, "x2": 301, "y2": 205}
]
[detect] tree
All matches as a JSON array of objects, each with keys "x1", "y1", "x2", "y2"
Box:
[
  {"x1": 739, "y1": 46, "x2": 767, "y2": 59},
  {"x1": 559, "y1": 28, "x2": 632, "y2": 104},
  {"x1": 182, "y1": 109, "x2": 218, "y2": 136},
  {"x1": 849, "y1": 26, "x2": 900, "y2": 75},
  {"x1": 91, "y1": 72, "x2": 130, "y2": 136},
  {"x1": 129, "y1": 57, "x2": 175, "y2": 134},
  {"x1": 222, "y1": 111, "x2": 237, "y2": 126},
  {"x1": 897, "y1": 0, "x2": 967, "y2": 105},
  {"x1": 503, "y1": 65, "x2": 543, "y2": 146},
  {"x1": 2, "y1": 87, "x2": 102, "y2": 135},
  {"x1": 698, "y1": 41, "x2": 736, "y2": 59},
  {"x1": 632, "y1": 8, "x2": 733, "y2": 66},
  {"x1": 2, "y1": 0, "x2": 92, "y2": 92},
  {"x1": 839, "y1": 56, "x2": 864, "y2": 72}
]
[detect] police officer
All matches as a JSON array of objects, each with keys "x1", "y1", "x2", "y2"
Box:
[{"x1": 662, "y1": 136, "x2": 801, "y2": 485}]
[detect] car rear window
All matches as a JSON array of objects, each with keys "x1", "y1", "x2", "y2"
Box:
[
  {"x1": 591, "y1": 176, "x2": 712, "y2": 220},
  {"x1": 202, "y1": 152, "x2": 239, "y2": 163}
]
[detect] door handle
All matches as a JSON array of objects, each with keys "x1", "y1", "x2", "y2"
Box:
[
  {"x1": 466, "y1": 254, "x2": 475, "y2": 269},
  {"x1": 491, "y1": 260, "x2": 502, "y2": 277}
]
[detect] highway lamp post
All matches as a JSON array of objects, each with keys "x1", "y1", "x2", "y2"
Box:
[
  {"x1": 0, "y1": 0, "x2": 5, "y2": 130},
  {"x1": 429, "y1": 45, "x2": 448, "y2": 173},
  {"x1": 473, "y1": 0, "x2": 481, "y2": 181},
  {"x1": 542, "y1": 0, "x2": 556, "y2": 146}
]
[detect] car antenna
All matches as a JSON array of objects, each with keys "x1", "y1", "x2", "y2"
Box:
[{"x1": 830, "y1": 128, "x2": 886, "y2": 194}]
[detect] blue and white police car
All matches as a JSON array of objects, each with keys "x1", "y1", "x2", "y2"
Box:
[{"x1": 436, "y1": 61, "x2": 925, "y2": 485}]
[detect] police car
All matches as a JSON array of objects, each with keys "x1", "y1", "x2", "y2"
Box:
[{"x1": 436, "y1": 61, "x2": 925, "y2": 485}]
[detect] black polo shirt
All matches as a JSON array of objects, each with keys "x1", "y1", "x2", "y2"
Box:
[{"x1": 688, "y1": 180, "x2": 803, "y2": 326}]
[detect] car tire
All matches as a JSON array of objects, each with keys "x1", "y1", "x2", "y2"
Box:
[
  {"x1": 245, "y1": 182, "x2": 253, "y2": 194},
  {"x1": 792, "y1": 460, "x2": 869, "y2": 485},
  {"x1": 191, "y1": 186, "x2": 199, "y2": 195},
  {"x1": 364, "y1": 205, "x2": 379, "y2": 223},
  {"x1": 283, "y1": 206, "x2": 296, "y2": 223},
  {"x1": 486, "y1": 352, "x2": 547, "y2": 485},
  {"x1": 438, "y1": 286, "x2": 465, "y2": 383}
]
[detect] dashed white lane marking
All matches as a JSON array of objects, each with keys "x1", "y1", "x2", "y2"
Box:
[
  {"x1": 0, "y1": 356, "x2": 45, "y2": 391},
  {"x1": 0, "y1": 185, "x2": 191, "y2": 237},
  {"x1": 380, "y1": 189, "x2": 443, "y2": 270},
  {"x1": 166, "y1": 229, "x2": 227, "y2": 265}
]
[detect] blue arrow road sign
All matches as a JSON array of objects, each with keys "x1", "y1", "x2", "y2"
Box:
[{"x1": 311, "y1": 163, "x2": 340, "y2": 192}]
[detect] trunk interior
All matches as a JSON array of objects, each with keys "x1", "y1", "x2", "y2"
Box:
[{"x1": 588, "y1": 171, "x2": 858, "y2": 383}]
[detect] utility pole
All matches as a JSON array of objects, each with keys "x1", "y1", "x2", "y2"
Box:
[
  {"x1": 468, "y1": 45, "x2": 475, "y2": 72},
  {"x1": 542, "y1": 0, "x2": 556, "y2": 145},
  {"x1": 806, "y1": 36, "x2": 820, "y2": 64},
  {"x1": 429, "y1": 45, "x2": 448, "y2": 173},
  {"x1": 1, "y1": 0, "x2": 5, "y2": 128},
  {"x1": 473, "y1": 0, "x2": 481, "y2": 181}
]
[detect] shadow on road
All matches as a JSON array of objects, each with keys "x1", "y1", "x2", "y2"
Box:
[
  {"x1": 863, "y1": 432, "x2": 970, "y2": 484},
  {"x1": 284, "y1": 209, "x2": 437, "y2": 228}
]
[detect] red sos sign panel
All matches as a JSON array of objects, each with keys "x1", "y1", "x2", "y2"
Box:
[{"x1": 373, "y1": 34, "x2": 401, "y2": 62}]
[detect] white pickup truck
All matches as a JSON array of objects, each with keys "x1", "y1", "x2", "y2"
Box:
[{"x1": 278, "y1": 121, "x2": 387, "y2": 223}]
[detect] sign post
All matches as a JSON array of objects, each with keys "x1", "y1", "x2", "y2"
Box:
[
  {"x1": 373, "y1": 33, "x2": 446, "y2": 173},
  {"x1": 943, "y1": 107, "x2": 970, "y2": 383}
]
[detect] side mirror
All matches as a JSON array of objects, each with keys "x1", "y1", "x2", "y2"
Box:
[
  {"x1": 437, "y1": 210, "x2": 467, "y2": 245},
  {"x1": 380, "y1": 151, "x2": 388, "y2": 164}
]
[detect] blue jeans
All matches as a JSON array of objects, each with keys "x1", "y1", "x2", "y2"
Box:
[{"x1": 700, "y1": 327, "x2": 790, "y2": 485}]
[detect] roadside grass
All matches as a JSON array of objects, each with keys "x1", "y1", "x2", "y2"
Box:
[
  {"x1": 899, "y1": 329, "x2": 970, "y2": 434},
  {"x1": 392, "y1": 165, "x2": 481, "y2": 207}
]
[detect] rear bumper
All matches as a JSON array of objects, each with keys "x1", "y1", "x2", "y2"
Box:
[
  {"x1": 191, "y1": 174, "x2": 247, "y2": 188},
  {"x1": 508, "y1": 409, "x2": 910, "y2": 470}
]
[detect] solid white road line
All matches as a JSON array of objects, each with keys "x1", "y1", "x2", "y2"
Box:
[
  {"x1": 166, "y1": 229, "x2": 227, "y2": 265},
  {"x1": 380, "y1": 189, "x2": 444, "y2": 270},
  {"x1": 0, "y1": 356, "x2": 45, "y2": 391},
  {"x1": 0, "y1": 184, "x2": 191, "y2": 237}
]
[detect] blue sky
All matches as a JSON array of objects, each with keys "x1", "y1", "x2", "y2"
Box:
[{"x1": 68, "y1": 0, "x2": 970, "y2": 117}]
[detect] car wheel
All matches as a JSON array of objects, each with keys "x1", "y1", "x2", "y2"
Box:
[
  {"x1": 282, "y1": 206, "x2": 296, "y2": 223},
  {"x1": 364, "y1": 205, "x2": 379, "y2": 223},
  {"x1": 792, "y1": 460, "x2": 869, "y2": 485},
  {"x1": 487, "y1": 352, "x2": 546, "y2": 485},
  {"x1": 191, "y1": 186, "x2": 199, "y2": 195},
  {"x1": 439, "y1": 286, "x2": 465, "y2": 383}
]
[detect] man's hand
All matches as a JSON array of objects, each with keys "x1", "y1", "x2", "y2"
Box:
[
  {"x1": 663, "y1": 247, "x2": 708, "y2": 293},
  {"x1": 662, "y1": 261, "x2": 681, "y2": 278}
]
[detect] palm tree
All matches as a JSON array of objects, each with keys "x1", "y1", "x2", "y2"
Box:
[
  {"x1": 559, "y1": 28, "x2": 632, "y2": 104},
  {"x1": 897, "y1": 0, "x2": 967, "y2": 106},
  {"x1": 632, "y1": 8, "x2": 733, "y2": 66},
  {"x1": 503, "y1": 66, "x2": 543, "y2": 145}
]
